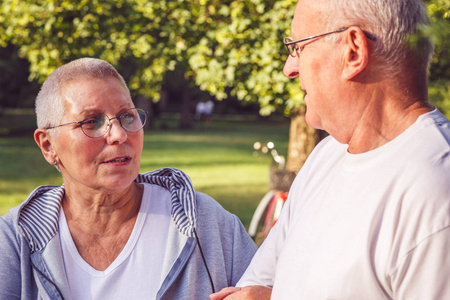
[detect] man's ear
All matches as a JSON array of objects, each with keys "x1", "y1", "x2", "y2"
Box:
[
  {"x1": 34, "y1": 129, "x2": 58, "y2": 165},
  {"x1": 341, "y1": 27, "x2": 370, "y2": 80}
]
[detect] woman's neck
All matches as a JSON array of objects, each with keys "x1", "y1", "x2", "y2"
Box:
[
  {"x1": 62, "y1": 182, "x2": 143, "y2": 233},
  {"x1": 61, "y1": 182, "x2": 144, "y2": 270}
]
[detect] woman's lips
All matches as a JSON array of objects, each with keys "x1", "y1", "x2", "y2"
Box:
[{"x1": 103, "y1": 156, "x2": 131, "y2": 164}]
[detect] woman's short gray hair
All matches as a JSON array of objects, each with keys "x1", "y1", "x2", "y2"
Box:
[
  {"x1": 326, "y1": 0, "x2": 433, "y2": 74},
  {"x1": 35, "y1": 57, "x2": 129, "y2": 130}
]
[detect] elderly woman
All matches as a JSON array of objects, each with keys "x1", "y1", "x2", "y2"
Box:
[{"x1": 0, "y1": 58, "x2": 257, "y2": 299}]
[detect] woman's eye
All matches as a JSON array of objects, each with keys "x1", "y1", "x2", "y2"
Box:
[
  {"x1": 83, "y1": 118, "x2": 98, "y2": 125},
  {"x1": 82, "y1": 115, "x2": 105, "y2": 129},
  {"x1": 122, "y1": 113, "x2": 134, "y2": 119}
]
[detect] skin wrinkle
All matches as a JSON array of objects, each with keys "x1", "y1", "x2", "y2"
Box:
[{"x1": 63, "y1": 184, "x2": 143, "y2": 270}]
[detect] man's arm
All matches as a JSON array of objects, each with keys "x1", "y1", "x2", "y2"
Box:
[
  {"x1": 209, "y1": 186, "x2": 297, "y2": 299},
  {"x1": 210, "y1": 286, "x2": 272, "y2": 300}
]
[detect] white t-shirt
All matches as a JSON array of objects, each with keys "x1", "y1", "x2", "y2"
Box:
[
  {"x1": 238, "y1": 110, "x2": 450, "y2": 299},
  {"x1": 59, "y1": 183, "x2": 171, "y2": 300}
]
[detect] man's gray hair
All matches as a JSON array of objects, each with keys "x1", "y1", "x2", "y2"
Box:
[
  {"x1": 35, "y1": 57, "x2": 129, "y2": 129},
  {"x1": 326, "y1": 0, "x2": 433, "y2": 74}
]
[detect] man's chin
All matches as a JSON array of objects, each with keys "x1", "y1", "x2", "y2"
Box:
[{"x1": 305, "y1": 111, "x2": 323, "y2": 131}]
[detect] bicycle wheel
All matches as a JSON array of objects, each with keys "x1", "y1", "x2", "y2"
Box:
[
  {"x1": 248, "y1": 190, "x2": 287, "y2": 246},
  {"x1": 248, "y1": 190, "x2": 276, "y2": 243},
  {"x1": 261, "y1": 191, "x2": 287, "y2": 239}
]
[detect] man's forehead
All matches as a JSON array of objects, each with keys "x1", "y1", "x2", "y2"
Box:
[{"x1": 291, "y1": 0, "x2": 328, "y2": 37}]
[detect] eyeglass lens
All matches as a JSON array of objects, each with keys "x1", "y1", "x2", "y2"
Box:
[
  {"x1": 284, "y1": 38, "x2": 297, "y2": 56},
  {"x1": 81, "y1": 108, "x2": 146, "y2": 138}
]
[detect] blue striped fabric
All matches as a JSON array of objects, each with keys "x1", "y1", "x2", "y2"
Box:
[
  {"x1": 18, "y1": 186, "x2": 64, "y2": 252},
  {"x1": 135, "y1": 168, "x2": 197, "y2": 238},
  {"x1": 17, "y1": 168, "x2": 198, "y2": 252}
]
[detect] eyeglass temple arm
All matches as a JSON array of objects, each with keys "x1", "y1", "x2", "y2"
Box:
[
  {"x1": 284, "y1": 28, "x2": 349, "y2": 46},
  {"x1": 284, "y1": 27, "x2": 376, "y2": 46},
  {"x1": 45, "y1": 121, "x2": 82, "y2": 130},
  {"x1": 363, "y1": 32, "x2": 376, "y2": 41}
]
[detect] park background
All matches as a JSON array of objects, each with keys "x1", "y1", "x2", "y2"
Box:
[{"x1": 0, "y1": 0, "x2": 449, "y2": 228}]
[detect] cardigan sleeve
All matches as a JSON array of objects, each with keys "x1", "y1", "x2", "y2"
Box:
[{"x1": 0, "y1": 213, "x2": 23, "y2": 299}]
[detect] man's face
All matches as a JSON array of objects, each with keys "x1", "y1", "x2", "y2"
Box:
[{"x1": 283, "y1": 0, "x2": 345, "y2": 133}]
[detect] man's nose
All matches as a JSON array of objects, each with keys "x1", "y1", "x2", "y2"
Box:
[{"x1": 283, "y1": 54, "x2": 299, "y2": 78}]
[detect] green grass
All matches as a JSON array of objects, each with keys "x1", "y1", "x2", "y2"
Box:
[{"x1": 0, "y1": 114, "x2": 289, "y2": 228}]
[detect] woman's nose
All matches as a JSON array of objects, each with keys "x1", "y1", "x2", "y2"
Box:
[
  {"x1": 283, "y1": 54, "x2": 299, "y2": 78},
  {"x1": 106, "y1": 119, "x2": 127, "y2": 144}
]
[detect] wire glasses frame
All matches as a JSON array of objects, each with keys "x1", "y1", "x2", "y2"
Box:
[
  {"x1": 284, "y1": 27, "x2": 377, "y2": 57},
  {"x1": 45, "y1": 108, "x2": 148, "y2": 138}
]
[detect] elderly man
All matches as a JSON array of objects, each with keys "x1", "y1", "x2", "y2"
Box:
[{"x1": 211, "y1": 0, "x2": 450, "y2": 299}]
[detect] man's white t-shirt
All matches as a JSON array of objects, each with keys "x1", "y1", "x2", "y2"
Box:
[
  {"x1": 238, "y1": 110, "x2": 450, "y2": 299},
  {"x1": 59, "y1": 183, "x2": 171, "y2": 300}
]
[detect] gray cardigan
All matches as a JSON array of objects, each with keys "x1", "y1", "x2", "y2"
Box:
[{"x1": 0, "y1": 168, "x2": 257, "y2": 299}]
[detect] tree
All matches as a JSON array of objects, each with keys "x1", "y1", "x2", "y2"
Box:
[
  {"x1": 0, "y1": 44, "x2": 40, "y2": 111},
  {"x1": 1, "y1": 0, "x2": 449, "y2": 175},
  {"x1": 185, "y1": 0, "x2": 315, "y2": 173}
]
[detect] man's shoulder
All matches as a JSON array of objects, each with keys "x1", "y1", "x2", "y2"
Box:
[{"x1": 414, "y1": 109, "x2": 450, "y2": 145}]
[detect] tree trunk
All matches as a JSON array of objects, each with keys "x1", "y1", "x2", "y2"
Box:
[
  {"x1": 285, "y1": 105, "x2": 323, "y2": 173},
  {"x1": 269, "y1": 105, "x2": 323, "y2": 192},
  {"x1": 135, "y1": 94, "x2": 153, "y2": 129},
  {"x1": 179, "y1": 82, "x2": 195, "y2": 130}
]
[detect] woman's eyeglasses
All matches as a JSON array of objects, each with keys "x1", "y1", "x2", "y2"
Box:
[{"x1": 45, "y1": 108, "x2": 147, "y2": 138}]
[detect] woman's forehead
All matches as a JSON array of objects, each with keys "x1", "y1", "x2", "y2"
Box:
[{"x1": 62, "y1": 77, "x2": 132, "y2": 116}]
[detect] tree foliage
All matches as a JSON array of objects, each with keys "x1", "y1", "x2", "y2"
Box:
[
  {"x1": 186, "y1": 0, "x2": 302, "y2": 116},
  {"x1": 425, "y1": 0, "x2": 450, "y2": 118},
  {"x1": 0, "y1": 0, "x2": 448, "y2": 116},
  {"x1": 0, "y1": 0, "x2": 301, "y2": 114}
]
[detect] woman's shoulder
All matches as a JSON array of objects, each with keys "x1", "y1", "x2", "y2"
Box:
[
  {"x1": 194, "y1": 192, "x2": 241, "y2": 230},
  {"x1": 195, "y1": 192, "x2": 231, "y2": 217},
  {"x1": 194, "y1": 191, "x2": 257, "y2": 251}
]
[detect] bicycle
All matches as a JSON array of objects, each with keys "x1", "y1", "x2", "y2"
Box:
[{"x1": 248, "y1": 142, "x2": 296, "y2": 246}]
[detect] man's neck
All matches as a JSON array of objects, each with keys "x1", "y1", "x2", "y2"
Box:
[{"x1": 347, "y1": 96, "x2": 433, "y2": 154}]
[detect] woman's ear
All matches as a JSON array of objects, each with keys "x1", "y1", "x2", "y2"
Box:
[
  {"x1": 34, "y1": 129, "x2": 58, "y2": 165},
  {"x1": 341, "y1": 27, "x2": 370, "y2": 80}
]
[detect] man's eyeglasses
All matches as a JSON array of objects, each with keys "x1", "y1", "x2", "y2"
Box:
[
  {"x1": 45, "y1": 108, "x2": 148, "y2": 138},
  {"x1": 284, "y1": 27, "x2": 377, "y2": 57}
]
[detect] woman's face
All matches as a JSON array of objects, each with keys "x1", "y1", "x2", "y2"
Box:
[{"x1": 51, "y1": 76, "x2": 143, "y2": 194}]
